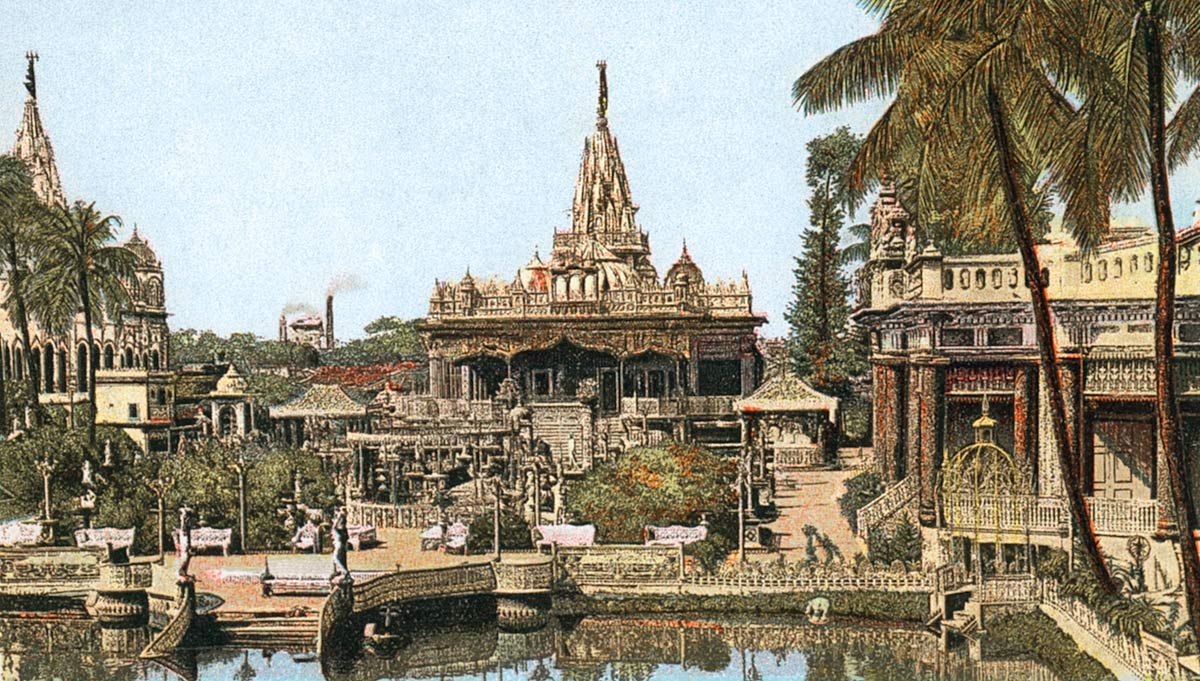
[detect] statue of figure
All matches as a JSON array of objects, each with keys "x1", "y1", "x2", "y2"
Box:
[
  {"x1": 552, "y1": 462, "x2": 566, "y2": 523},
  {"x1": 81, "y1": 459, "x2": 95, "y2": 487},
  {"x1": 804, "y1": 596, "x2": 830, "y2": 625},
  {"x1": 176, "y1": 507, "x2": 194, "y2": 582},
  {"x1": 330, "y1": 506, "x2": 351, "y2": 582}
]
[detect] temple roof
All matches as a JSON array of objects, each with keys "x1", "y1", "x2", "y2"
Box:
[
  {"x1": 124, "y1": 227, "x2": 160, "y2": 267},
  {"x1": 571, "y1": 61, "x2": 640, "y2": 240},
  {"x1": 736, "y1": 368, "x2": 839, "y2": 420},
  {"x1": 212, "y1": 363, "x2": 249, "y2": 396},
  {"x1": 12, "y1": 52, "x2": 64, "y2": 207},
  {"x1": 269, "y1": 383, "x2": 368, "y2": 419}
]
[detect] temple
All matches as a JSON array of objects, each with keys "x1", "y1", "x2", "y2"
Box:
[
  {"x1": 853, "y1": 183, "x2": 1200, "y2": 580},
  {"x1": 5, "y1": 53, "x2": 172, "y2": 451},
  {"x1": 419, "y1": 62, "x2": 765, "y2": 448},
  {"x1": 339, "y1": 64, "x2": 767, "y2": 518}
]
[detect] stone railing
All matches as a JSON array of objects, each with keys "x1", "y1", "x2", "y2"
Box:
[
  {"x1": 856, "y1": 475, "x2": 919, "y2": 538},
  {"x1": 943, "y1": 494, "x2": 1065, "y2": 535},
  {"x1": 1041, "y1": 579, "x2": 1148, "y2": 677},
  {"x1": 773, "y1": 445, "x2": 824, "y2": 468},
  {"x1": 98, "y1": 562, "x2": 154, "y2": 591},
  {"x1": 620, "y1": 395, "x2": 738, "y2": 418},
  {"x1": 943, "y1": 494, "x2": 1157, "y2": 537},
  {"x1": 687, "y1": 567, "x2": 933, "y2": 593},
  {"x1": 351, "y1": 562, "x2": 496, "y2": 615},
  {"x1": 493, "y1": 558, "x2": 554, "y2": 593},
  {"x1": 1085, "y1": 496, "x2": 1159, "y2": 536},
  {"x1": 556, "y1": 545, "x2": 683, "y2": 590},
  {"x1": 140, "y1": 583, "x2": 194, "y2": 659},
  {"x1": 348, "y1": 500, "x2": 489, "y2": 529},
  {"x1": 0, "y1": 547, "x2": 103, "y2": 593},
  {"x1": 977, "y1": 574, "x2": 1040, "y2": 605},
  {"x1": 935, "y1": 563, "x2": 973, "y2": 593}
]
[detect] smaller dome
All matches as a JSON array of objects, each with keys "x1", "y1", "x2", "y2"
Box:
[
  {"x1": 665, "y1": 241, "x2": 704, "y2": 286},
  {"x1": 124, "y1": 227, "x2": 159, "y2": 267},
  {"x1": 215, "y1": 363, "x2": 248, "y2": 394}
]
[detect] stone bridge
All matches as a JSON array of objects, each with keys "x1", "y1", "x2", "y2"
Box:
[{"x1": 316, "y1": 558, "x2": 553, "y2": 662}]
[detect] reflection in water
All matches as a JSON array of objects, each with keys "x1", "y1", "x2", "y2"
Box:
[{"x1": 0, "y1": 612, "x2": 1065, "y2": 680}]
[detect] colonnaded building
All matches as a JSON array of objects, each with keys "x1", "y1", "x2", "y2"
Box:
[
  {"x1": 853, "y1": 183, "x2": 1200, "y2": 587},
  {"x1": 5, "y1": 54, "x2": 172, "y2": 451}
]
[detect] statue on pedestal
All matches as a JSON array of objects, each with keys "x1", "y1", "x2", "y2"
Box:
[
  {"x1": 176, "y1": 507, "x2": 194, "y2": 582},
  {"x1": 330, "y1": 506, "x2": 351, "y2": 583}
]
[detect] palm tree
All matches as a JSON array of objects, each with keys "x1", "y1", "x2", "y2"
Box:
[
  {"x1": 0, "y1": 155, "x2": 49, "y2": 425},
  {"x1": 1074, "y1": 0, "x2": 1200, "y2": 643},
  {"x1": 793, "y1": 1, "x2": 1119, "y2": 592},
  {"x1": 31, "y1": 201, "x2": 135, "y2": 448}
]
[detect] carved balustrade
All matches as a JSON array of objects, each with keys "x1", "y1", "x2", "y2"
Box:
[
  {"x1": 492, "y1": 558, "x2": 553, "y2": 593},
  {"x1": 857, "y1": 475, "x2": 919, "y2": 538}
]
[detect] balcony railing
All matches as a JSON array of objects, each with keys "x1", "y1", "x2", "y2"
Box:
[
  {"x1": 942, "y1": 494, "x2": 1158, "y2": 537},
  {"x1": 857, "y1": 475, "x2": 918, "y2": 538}
]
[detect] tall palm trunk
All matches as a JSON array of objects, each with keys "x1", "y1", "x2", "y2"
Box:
[
  {"x1": 986, "y1": 82, "x2": 1117, "y2": 594},
  {"x1": 1142, "y1": 7, "x2": 1200, "y2": 641},
  {"x1": 79, "y1": 267, "x2": 96, "y2": 449},
  {"x1": 6, "y1": 238, "x2": 39, "y2": 424}
]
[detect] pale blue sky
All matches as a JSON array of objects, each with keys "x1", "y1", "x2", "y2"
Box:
[{"x1": 0, "y1": 2, "x2": 1189, "y2": 340}]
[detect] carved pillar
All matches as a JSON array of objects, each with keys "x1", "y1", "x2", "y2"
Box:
[
  {"x1": 872, "y1": 362, "x2": 906, "y2": 482},
  {"x1": 1013, "y1": 364, "x2": 1038, "y2": 490},
  {"x1": 916, "y1": 363, "x2": 945, "y2": 527},
  {"x1": 429, "y1": 357, "x2": 445, "y2": 398},
  {"x1": 740, "y1": 353, "x2": 755, "y2": 397},
  {"x1": 1059, "y1": 361, "x2": 1083, "y2": 493}
]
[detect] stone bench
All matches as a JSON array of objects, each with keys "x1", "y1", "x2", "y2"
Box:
[
  {"x1": 262, "y1": 576, "x2": 331, "y2": 597},
  {"x1": 349, "y1": 525, "x2": 377, "y2": 551},
  {"x1": 75, "y1": 527, "x2": 135, "y2": 551},
  {"x1": 535, "y1": 524, "x2": 595, "y2": 551},
  {"x1": 292, "y1": 523, "x2": 377, "y2": 552},
  {"x1": 0, "y1": 522, "x2": 43, "y2": 547},
  {"x1": 175, "y1": 527, "x2": 233, "y2": 556},
  {"x1": 644, "y1": 524, "x2": 707, "y2": 546}
]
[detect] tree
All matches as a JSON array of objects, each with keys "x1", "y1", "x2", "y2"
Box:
[
  {"x1": 323, "y1": 315, "x2": 426, "y2": 366},
  {"x1": 1080, "y1": 0, "x2": 1200, "y2": 641},
  {"x1": 568, "y1": 442, "x2": 735, "y2": 543},
  {"x1": 466, "y1": 509, "x2": 532, "y2": 554},
  {"x1": 0, "y1": 155, "x2": 49, "y2": 426},
  {"x1": 32, "y1": 201, "x2": 135, "y2": 449},
  {"x1": 785, "y1": 127, "x2": 866, "y2": 396},
  {"x1": 793, "y1": 1, "x2": 1119, "y2": 592}
]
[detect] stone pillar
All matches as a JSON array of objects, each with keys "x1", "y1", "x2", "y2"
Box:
[
  {"x1": 872, "y1": 362, "x2": 906, "y2": 482},
  {"x1": 740, "y1": 353, "x2": 755, "y2": 396},
  {"x1": 915, "y1": 363, "x2": 945, "y2": 527},
  {"x1": 1060, "y1": 361, "x2": 1083, "y2": 492},
  {"x1": 429, "y1": 357, "x2": 445, "y2": 398},
  {"x1": 1013, "y1": 364, "x2": 1038, "y2": 489}
]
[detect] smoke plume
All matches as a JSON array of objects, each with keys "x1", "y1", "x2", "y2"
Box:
[
  {"x1": 327, "y1": 273, "x2": 366, "y2": 297},
  {"x1": 281, "y1": 302, "x2": 317, "y2": 316}
]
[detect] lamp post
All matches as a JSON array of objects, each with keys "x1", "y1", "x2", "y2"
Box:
[
  {"x1": 230, "y1": 451, "x2": 248, "y2": 554},
  {"x1": 737, "y1": 453, "x2": 751, "y2": 563},
  {"x1": 146, "y1": 474, "x2": 173, "y2": 562},
  {"x1": 35, "y1": 455, "x2": 54, "y2": 522},
  {"x1": 493, "y1": 476, "x2": 502, "y2": 561}
]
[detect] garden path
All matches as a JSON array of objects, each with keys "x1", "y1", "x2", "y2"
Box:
[{"x1": 766, "y1": 469, "x2": 862, "y2": 561}]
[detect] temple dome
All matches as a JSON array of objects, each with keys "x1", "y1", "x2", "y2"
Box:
[
  {"x1": 124, "y1": 228, "x2": 160, "y2": 267},
  {"x1": 518, "y1": 249, "x2": 550, "y2": 292},
  {"x1": 665, "y1": 241, "x2": 703, "y2": 286}
]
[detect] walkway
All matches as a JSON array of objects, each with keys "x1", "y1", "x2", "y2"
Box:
[{"x1": 765, "y1": 468, "x2": 862, "y2": 560}]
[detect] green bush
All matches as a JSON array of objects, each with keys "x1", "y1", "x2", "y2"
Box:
[
  {"x1": 568, "y1": 442, "x2": 735, "y2": 543},
  {"x1": 867, "y1": 513, "x2": 922, "y2": 568},
  {"x1": 838, "y1": 470, "x2": 883, "y2": 534},
  {"x1": 988, "y1": 612, "x2": 1115, "y2": 680},
  {"x1": 466, "y1": 509, "x2": 532, "y2": 554}
]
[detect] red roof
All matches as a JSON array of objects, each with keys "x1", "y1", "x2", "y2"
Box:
[{"x1": 305, "y1": 362, "x2": 422, "y2": 388}]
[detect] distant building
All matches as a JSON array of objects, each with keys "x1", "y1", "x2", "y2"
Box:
[{"x1": 8, "y1": 53, "x2": 171, "y2": 452}]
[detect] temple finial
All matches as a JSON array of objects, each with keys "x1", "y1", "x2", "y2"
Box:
[
  {"x1": 596, "y1": 60, "x2": 608, "y2": 124},
  {"x1": 24, "y1": 51, "x2": 38, "y2": 99}
]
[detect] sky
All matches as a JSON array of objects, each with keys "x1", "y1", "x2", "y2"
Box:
[{"x1": 0, "y1": 2, "x2": 1194, "y2": 340}]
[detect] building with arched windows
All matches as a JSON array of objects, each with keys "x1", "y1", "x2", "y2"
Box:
[{"x1": 8, "y1": 54, "x2": 171, "y2": 451}]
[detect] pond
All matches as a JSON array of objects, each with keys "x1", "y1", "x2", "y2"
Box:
[{"x1": 0, "y1": 610, "x2": 1076, "y2": 680}]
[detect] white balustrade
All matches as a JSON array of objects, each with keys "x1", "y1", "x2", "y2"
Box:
[{"x1": 857, "y1": 475, "x2": 919, "y2": 538}]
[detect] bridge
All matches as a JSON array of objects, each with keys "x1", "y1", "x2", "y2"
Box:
[{"x1": 316, "y1": 557, "x2": 553, "y2": 662}]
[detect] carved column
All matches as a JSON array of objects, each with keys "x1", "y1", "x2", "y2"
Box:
[
  {"x1": 1059, "y1": 361, "x2": 1083, "y2": 493},
  {"x1": 1013, "y1": 364, "x2": 1038, "y2": 490},
  {"x1": 872, "y1": 362, "x2": 906, "y2": 482},
  {"x1": 915, "y1": 363, "x2": 945, "y2": 527}
]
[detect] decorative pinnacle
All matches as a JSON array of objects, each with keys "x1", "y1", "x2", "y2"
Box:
[
  {"x1": 596, "y1": 60, "x2": 608, "y2": 123},
  {"x1": 24, "y1": 51, "x2": 38, "y2": 99}
]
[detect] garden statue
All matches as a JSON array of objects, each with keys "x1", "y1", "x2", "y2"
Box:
[
  {"x1": 805, "y1": 596, "x2": 830, "y2": 625},
  {"x1": 176, "y1": 507, "x2": 195, "y2": 582},
  {"x1": 331, "y1": 506, "x2": 351, "y2": 583}
]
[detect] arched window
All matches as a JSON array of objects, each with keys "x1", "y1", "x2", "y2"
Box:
[
  {"x1": 123, "y1": 347, "x2": 134, "y2": 369},
  {"x1": 92, "y1": 343, "x2": 100, "y2": 372},
  {"x1": 57, "y1": 348, "x2": 67, "y2": 393},
  {"x1": 30, "y1": 347, "x2": 41, "y2": 393},
  {"x1": 77, "y1": 344, "x2": 89, "y2": 391},
  {"x1": 13, "y1": 346, "x2": 22, "y2": 380},
  {"x1": 104, "y1": 345, "x2": 114, "y2": 370},
  {"x1": 150, "y1": 349, "x2": 160, "y2": 371},
  {"x1": 42, "y1": 348, "x2": 53, "y2": 393}
]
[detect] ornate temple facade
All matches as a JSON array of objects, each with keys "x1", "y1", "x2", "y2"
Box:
[
  {"x1": 6, "y1": 54, "x2": 172, "y2": 451},
  {"x1": 340, "y1": 65, "x2": 765, "y2": 521},
  {"x1": 854, "y1": 184, "x2": 1200, "y2": 580}
]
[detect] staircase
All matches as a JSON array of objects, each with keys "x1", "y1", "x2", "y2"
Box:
[
  {"x1": 215, "y1": 612, "x2": 319, "y2": 647},
  {"x1": 942, "y1": 609, "x2": 979, "y2": 638}
]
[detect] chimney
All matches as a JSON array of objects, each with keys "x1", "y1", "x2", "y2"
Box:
[{"x1": 325, "y1": 295, "x2": 335, "y2": 350}]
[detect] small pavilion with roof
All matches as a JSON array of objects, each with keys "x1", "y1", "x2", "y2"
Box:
[{"x1": 269, "y1": 383, "x2": 369, "y2": 450}]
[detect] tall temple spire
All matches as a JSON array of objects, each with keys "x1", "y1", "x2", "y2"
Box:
[
  {"x1": 571, "y1": 61, "x2": 640, "y2": 241},
  {"x1": 13, "y1": 51, "x2": 65, "y2": 206}
]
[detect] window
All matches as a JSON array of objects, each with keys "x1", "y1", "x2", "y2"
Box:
[
  {"x1": 128, "y1": 403, "x2": 140, "y2": 420},
  {"x1": 531, "y1": 369, "x2": 552, "y2": 396},
  {"x1": 987, "y1": 328, "x2": 1023, "y2": 347},
  {"x1": 697, "y1": 359, "x2": 741, "y2": 396},
  {"x1": 940, "y1": 328, "x2": 975, "y2": 347}
]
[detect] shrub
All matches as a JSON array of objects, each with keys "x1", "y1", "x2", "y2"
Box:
[
  {"x1": 839, "y1": 470, "x2": 883, "y2": 534},
  {"x1": 466, "y1": 510, "x2": 532, "y2": 554}
]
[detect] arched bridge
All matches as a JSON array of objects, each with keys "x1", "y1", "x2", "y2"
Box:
[{"x1": 317, "y1": 558, "x2": 553, "y2": 660}]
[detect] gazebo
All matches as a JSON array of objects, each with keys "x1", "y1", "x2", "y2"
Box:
[
  {"x1": 269, "y1": 383, "x2": 369, "y2": 450},
  {"x1": 736, "y1": 367, "x2": 840, "y2": 477}
]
